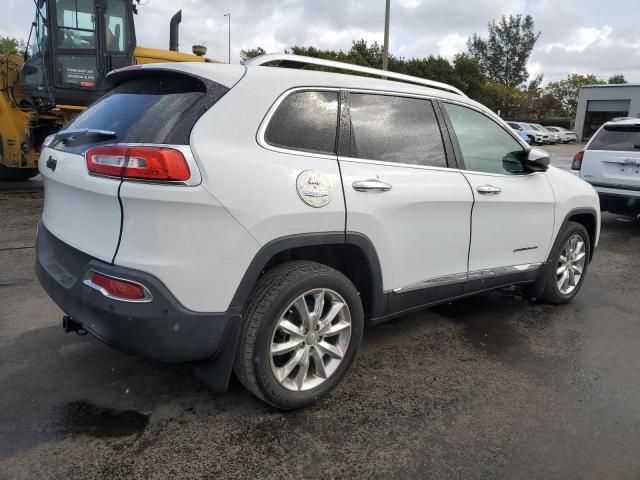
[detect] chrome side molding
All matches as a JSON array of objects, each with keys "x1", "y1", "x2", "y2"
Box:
[{"x1": 393, "y1": 263, "x2": 542, "y2": 293}]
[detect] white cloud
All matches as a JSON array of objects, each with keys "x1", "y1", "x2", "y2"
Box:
[{"x1": 437, "y1": 33, "x2": 467, "y2": 59}]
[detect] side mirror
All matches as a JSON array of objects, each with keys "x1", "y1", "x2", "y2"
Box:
[{"x1": 524, "y1": 147, "x2": 550, "y2": 172}]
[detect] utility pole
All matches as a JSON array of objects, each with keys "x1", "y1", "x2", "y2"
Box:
[
  {"x1": 382, "y1": 0, "x2": 390, "y2": 71},
  {"x1": 224, "y1": 13, "x2": 230, "y2": 63}
]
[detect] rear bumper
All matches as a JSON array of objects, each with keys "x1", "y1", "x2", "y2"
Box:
[
  {"x1": 591, "y1": 185, "x2": 640, "y2": 215},
  {"x1": 35, "y1": 221, "x2": 242, "y2": 365}
]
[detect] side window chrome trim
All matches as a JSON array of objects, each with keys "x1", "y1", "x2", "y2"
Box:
[
  {"x1": 338, "y1": 156, "x2": 462, "y2": 174},
  {"x1": 256, "y1": 87, "x2": 341, "y2": 160}
]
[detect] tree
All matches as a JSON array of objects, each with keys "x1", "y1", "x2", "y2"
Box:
[
  {"x1": 0, "y1": 36, "x2": 22, "y2": 55},
  {"x1": 467, "y1": 14, "x2": 540, "y2": 88},
  {"x1": 240, "y1": 46, "x2": 266, "y2": 62},
  {"x1": 546, "y1": 74, "x2": 605, "y2": 117},
  {"x1": 608, "y1": 74, "x2": 627, "y2": 84}
]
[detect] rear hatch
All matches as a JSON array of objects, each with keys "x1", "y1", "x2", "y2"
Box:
[
  {"x1": 39, "y1": 66, "x2": 237, "y2": 262},
  {"x1": 581, "y1": 123, "x2": 640, "y2": 190}
]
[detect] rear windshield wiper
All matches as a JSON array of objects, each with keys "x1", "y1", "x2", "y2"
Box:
[{"x1": 54, "y1": 128, "x2": 118, "y2": 145}]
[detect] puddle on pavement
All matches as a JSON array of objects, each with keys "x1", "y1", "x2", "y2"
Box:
[{"x1": 50, "y1": 401, "x2": 149, "y2": 439}]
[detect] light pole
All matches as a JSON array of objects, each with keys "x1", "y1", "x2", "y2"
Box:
[
  {"x1": 382, "y1": 0, "x2": 390, "y2": 71},
  {"x1": 224, "y1": 13, "x2": 230, "y2": 63}
]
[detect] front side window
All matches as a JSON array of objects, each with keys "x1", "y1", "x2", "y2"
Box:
[
  {"x1": 265, "y1": 91, "x2": 339, "y2": 155},
  {"x1": 347, "y1": 93, "x2": 447, "y2": 168},
  {"x1": 56, "y1": 0, "x2": 96, "y2": 49},
  {"x1": 444, "y1": 103, "x2": 526, "y2": 175},
  {"x1": 105, "y1": 0, "x2": 129, "y2": 52},
  {"x1": 508, "y1": 122, "x2": 522, "y2": 130}
]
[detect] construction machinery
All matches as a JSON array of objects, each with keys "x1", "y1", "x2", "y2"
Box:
[{"x1": 0, "y1": 0, "x2": 215, "y2": 181}]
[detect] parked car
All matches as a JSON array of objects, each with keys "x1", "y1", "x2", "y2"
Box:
[
  {"x1": 510, "y1": 127, "x2": 532, "y2": 144},
  {"x1": 507, "y1": 121, "x2": 545, "y2": 145},
  {"x1": 531, "y1": 124, "x2": 561, "y2": 144},
  {"x1": 572, "y1": 118, "x2": 640, "y2": 216},
  {"x1": 36, "y1": 55, "x2": 600, "y2": 409},
  {"x1": 546, "y1": 126, "x2": 577, "y2": 143}
]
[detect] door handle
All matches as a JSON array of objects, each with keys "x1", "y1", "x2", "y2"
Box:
[
  {"x1": 352, "y1": 179, "x2": 392, "y2": 192},
  {"x1": 476, "y1": 185, "x2": 502, "y2": 195}
]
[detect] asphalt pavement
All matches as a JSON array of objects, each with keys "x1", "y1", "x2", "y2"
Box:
[{"x1": 2, "y1": 146, "x2": 640, "y2": 479}]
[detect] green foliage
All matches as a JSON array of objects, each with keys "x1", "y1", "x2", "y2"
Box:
[
  {"x1": 0, "y1": 36, "x2": 22, "y2": 55},
  {"x1": 546, "y1": 74, "x2": 605, "y2": 117},
  {"x1": 240, "y1": 46, "x2": 266, "y2": 62},
  {"x1": 607, "y1": 74, "x2": 627, "y2": 85},
  {"x1": 467, "y1": 14, "x2": 540, "y2": 87}
]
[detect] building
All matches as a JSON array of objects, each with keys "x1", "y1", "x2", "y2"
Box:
[{"x1": 575, "y1": 84, "x2": 640, "y2": 141}]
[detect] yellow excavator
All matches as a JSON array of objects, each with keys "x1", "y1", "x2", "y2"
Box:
[{"x1": 0, "y1": 0, "x2": 216, "y2": 181}]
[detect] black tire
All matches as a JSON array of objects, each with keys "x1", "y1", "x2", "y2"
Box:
[
  {"x1": 234, "y1": 260, "x2": 364, "y2": 410},
  {"x1": 0, "y1": 165, "x2": 39, "y2": 182},
  {"x1": 538, "y1": 221, "x2": 591, "y2": 304}
]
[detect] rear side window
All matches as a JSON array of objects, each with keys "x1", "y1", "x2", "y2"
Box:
[
  {"x1": 347, "y1": 93, "x2": 447, "y2": 167},
  {"x1": 61, "y1": 72, "x2": 228, "y2": 150},
  {"x1": 589, "y1": 124, "x2": 640, "y2": 151},
  {"x1": 265, "y1": 91, "x2": 339, "y2": 155}
]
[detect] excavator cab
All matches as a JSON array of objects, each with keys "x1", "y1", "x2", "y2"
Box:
[{"x1": 17, "y1": 0, "x2": 136, "y2": 110}]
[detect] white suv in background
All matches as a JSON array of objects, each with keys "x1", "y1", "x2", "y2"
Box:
[
  {"x1": 573, "y1": 118, "x2": 640, "y2": 217},
  {"x1": 36, "y1": 55, "x2": 600, "y2": 409}
]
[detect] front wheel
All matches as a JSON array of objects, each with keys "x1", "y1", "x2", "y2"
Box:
[
  {"x1": 234, "y1": 261, "x2": 364, "y2": 409},
  {"x1": 538, "y1": 221, "x2": 591, "y2": 304}
]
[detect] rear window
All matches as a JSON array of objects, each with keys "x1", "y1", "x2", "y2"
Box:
[
  {"x1": 57, "y1": 72, "x2": 229, "y2": 152},
  {"x1": 589, "y1": 124, "x2": 640, "y2": 151}
]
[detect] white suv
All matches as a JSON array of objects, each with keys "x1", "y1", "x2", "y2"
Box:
[
  {"x1": 573, "y1": 118, "x2": 640, "y2": 216},
  {"x1": 36, "y1": 55, "x2": 600, "y2": 409}
]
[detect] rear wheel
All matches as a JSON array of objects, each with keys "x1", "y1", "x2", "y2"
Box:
[
  {"x1": 234, "y1": 261, "x2": 364, "y2": 409},
  {"x1": 0, "y1": 165, "x2": 39, "y2": 182},
  {"x1": 538, "y1": 221, "x2": 591, "y2": 304}
]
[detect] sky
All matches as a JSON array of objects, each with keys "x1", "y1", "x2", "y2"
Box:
[{"x1": 4, "y1": 0, "x2": 640, "y2": 84}]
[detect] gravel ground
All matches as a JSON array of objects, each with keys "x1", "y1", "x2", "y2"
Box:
[{"x1": 1, "y1": 157, "x2": 640, "y2": 479}]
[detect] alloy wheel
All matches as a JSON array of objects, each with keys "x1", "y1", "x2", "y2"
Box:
[
  {"x1": 269, "y1": 288, "x2": 352, "y2": 391},
  {"x1": 556, "y1": 234, "x2": 587, "y2": 295}
]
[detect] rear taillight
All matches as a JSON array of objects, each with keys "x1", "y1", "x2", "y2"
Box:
[
  {"x1": 86, "y1": 271, "x2": 151, "y2": 302},
  {"x1": 572, "y1": 151, "x2": 584, "y2": 170},
  {"x1": 86, "y1": 146, "x2": 190, "y2": 182}
]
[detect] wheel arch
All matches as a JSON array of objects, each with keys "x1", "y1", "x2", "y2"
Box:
[
  {"x1": 229, "y1": 232, "x2": 386, "y2": 320},
  {"x1": 565, "y1": 208, "x2": 598, "y2": 261}
]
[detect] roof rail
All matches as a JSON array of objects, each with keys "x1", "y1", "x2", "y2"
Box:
[{"x1": 244, "y1": 53, "x2": 466, "y2": 97}]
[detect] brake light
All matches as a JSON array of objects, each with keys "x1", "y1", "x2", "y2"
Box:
[
  {"x1": 572, "y1": 151, "x2": 584, "y2": 170},
  {"x1": 88, "y1": 272, "x2": 149, "y2": 301},
  {"x1": 86, "y1": 146, "x2": 190, "y2": 181}
]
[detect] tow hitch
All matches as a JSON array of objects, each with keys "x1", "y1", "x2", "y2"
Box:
[{"x1": 63, "y1": 315, "x2": 88, "y2": 336}]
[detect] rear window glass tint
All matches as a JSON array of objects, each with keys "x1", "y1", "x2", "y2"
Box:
[
  {"x1": 589, "y1": 125, "x2": 640, "y2": 151},
  {"x1": 265, "y1": 91, "x2": 339, "y2": 155},
  {"x1": 63, "y1": 73, "x2": 228, "y2": 149}
]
